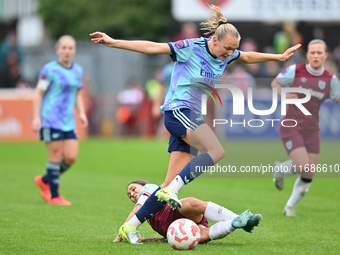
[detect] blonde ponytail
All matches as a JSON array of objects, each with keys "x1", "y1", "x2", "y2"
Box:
[{"x1": 200, "y1": 4, "x2": 240, "y2": 41}]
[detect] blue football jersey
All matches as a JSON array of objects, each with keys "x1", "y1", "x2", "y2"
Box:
[
  {"x1": 38, "y1": 61, "x2": 83, "y2": 131},
  {"x1": 160, "y1": 37, "x2": 240, "y2": 114}
]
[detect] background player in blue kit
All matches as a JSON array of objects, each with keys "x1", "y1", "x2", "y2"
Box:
[
  {"x1": 90, "y1": 5, "x2": 300, "y2": 243},
  {"x1": 32, "y1": 35, "x2": 88, "y2": 206}
]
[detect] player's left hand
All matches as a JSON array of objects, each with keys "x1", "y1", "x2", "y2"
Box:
[
  {"x1": 281, "y1": 44, "x2": 301, "y2": 61},
  {"x1": 79, "y1": 113, "x2": 88, "y2": 128},
  {"x1": 112, "y1": 234, "x2": 123, "y2": 242}
]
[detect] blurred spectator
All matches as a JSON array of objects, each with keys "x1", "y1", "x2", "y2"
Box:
[
  {"x1": 332, "y1": 40, "x2": 340, "y2": 70},
  {"x1": 144, "y1": 70, "x2": 164, "y2": 137},
  {"x1": 173, "y1": 22, "x2": 200, "y2": 41},
  {"x1": 273, "y1": 22, "x2": 303, "y2": 63},
  {"x1": 313, "y1": 27, "x2": 324, "y2": 40},
  {"x1": 0, "y1": 30, "x2": 23, "y2": 88},
  {"x1": 227, "y1": 63, "x2": 257, "y2": 94},
  {"x1": 240, "y1": 37, "x2": 258, "y2": 52},
  {"x1": 116, "y1": 78, "x2": 147, "y2": 136}
]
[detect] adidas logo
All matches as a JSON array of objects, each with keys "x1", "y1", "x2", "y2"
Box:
[{"x1": 200, "y1": 61, "x2": 207, "y2": 65}]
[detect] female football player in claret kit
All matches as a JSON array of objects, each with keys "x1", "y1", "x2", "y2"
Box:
[
  {"x1": 91, "y1": 4, "x2": 300, "y2": 243},
  {"x1": 112, "y1": 180, "x2": 262, "y2": 244},
  {"x1": 271, "y1": 39, "x2": 340, "y2": 216}
]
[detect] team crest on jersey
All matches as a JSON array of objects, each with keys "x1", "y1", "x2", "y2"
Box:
[
  {"x1": 318, "y1": 80, "x2": 326, "y2": 90},
  {"x1": 175, "y1": 40, "x2": 189, "y2": 49},
  {"x1": 300, "y1": 77, "x2": 307, "y2": 83},
  {"x1": 285, "y1": 140, "x2": 293, "y2": 151}
]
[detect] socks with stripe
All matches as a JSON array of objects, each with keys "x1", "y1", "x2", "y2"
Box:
[
  {"x1": 204, "y1": 202, "x2": 238, "y2": 222},
  {"x1": 209, "y1": 220, "x2": 235, "y2": 240},
  {"x1": 134, "y1": 186, "x2": 167, "y2": 225},
  {"x1": 286, "y1": 176, "x2": 312, "y2": 208},
  {"x1": 46, "y1": 162, "x2": 60, "y2": 198},
  {"x1": 42, "y1": 159, "x2": 71, "y2": 183},
  {"x1": 167, "y1": 152, "x2": 215, "y2": 191}
]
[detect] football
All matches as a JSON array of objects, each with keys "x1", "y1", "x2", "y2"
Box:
[{"x1": 166, "y1": 218, "x2": 201, "y2": 250}]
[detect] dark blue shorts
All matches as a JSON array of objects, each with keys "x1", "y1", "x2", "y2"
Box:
[
  {"x1": 164, "y1": 109, "x2": 205, "y2": 156},
  {"x1": 40, "y1": 128, "x2": 77, "y2": 142}
]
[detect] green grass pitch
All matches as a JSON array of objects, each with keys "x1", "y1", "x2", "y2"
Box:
[{"x1": 0, "y1": 138, "x2": 339, "y2": 254}]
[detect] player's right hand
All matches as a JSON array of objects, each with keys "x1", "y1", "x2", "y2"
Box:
[{"x1": 90, "y1": 32, "x2": 114, "y2": 47}]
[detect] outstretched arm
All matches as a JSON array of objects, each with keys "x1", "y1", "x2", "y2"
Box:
[
  {"x1": 90, "y1": 32, "x2": 171, "y2": 55},
  {"x1": 237, "y1": 44, "x2": 301, "y2": 64},
  {"x1": 112, "y1": 204, "x2": 142, "y2": 242}
]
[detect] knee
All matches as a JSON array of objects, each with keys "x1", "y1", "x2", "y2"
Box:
[
  {"x1": 63, "y1": 155, "x2": 77, "y2": 165},
  {"x1": 186, "y1": 197, "x2": 206, "y2": 212}
]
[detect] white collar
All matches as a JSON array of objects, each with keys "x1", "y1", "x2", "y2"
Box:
[{"x1": 306, "y1": 64, "x2": 324, "y2": 76}]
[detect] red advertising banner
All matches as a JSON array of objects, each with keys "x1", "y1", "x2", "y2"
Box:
[{"x1": 0, "y1": 89, "x2": 88, "y2": 141}]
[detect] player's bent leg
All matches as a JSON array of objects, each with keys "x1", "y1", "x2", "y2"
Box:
[
  {"x1": 62, "y1": 139, "x2": 79, "y2": 165},
  {"x1": 179, "y1": 197, "x2": 207, "y2": 223},
  {"x1": 162, "y1": 151, "x2": 191, "y2": 187},
  {"x1": 197, "y1": 225, "x2": 211, "y2": 244},
  {"x1": 182, "y1": 124, "x2": 225, "y2": 163}
]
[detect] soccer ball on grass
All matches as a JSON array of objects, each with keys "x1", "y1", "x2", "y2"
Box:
[{"x1": 167, "y1": 218, "x2": 201, "y2": 250}]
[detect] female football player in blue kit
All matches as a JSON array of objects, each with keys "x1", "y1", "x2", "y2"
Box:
[
  {"x1": 91, "y1": 5, "x2": 300, "y2": 243},
  {"x1": 32, "y1": 35, "x2": 88, "y2": 206}
]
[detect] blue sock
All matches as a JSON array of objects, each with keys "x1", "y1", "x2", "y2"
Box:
[
  {"x1": 42, "y1": 159, "x2": 70, "y2": 183},
  {"x1": 135, "y1": 186, "x2": 166, "y2": 223},
  {"x1": 47, "y1": 162, "x2": 60, "y2": 198},
  {"x1": 60, "y1": 159, "x2": 71, "y2": 174},
  {"x1": 42, "y1": 174, "x2": 48, "y2": 183},
  {"x1": 178, "y1": 152, "x2": 215, "y2": 184}
]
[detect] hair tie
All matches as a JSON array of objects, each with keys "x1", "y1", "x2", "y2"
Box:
[{"x1": 220, "y1": 21, "x2": 227, "y2": 26}]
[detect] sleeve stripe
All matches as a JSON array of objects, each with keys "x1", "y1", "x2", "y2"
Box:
[{"x1": 167, "y1": 42, "x2": 177, "y2": 62}]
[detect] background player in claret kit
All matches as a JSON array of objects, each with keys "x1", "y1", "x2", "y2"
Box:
[
  {"x1": 91, "y1": 4, "x2": 300, "y2": 243},
  {"x1": 113, "y1": 180, "x2": 262, "y2": 244},
  {"x1": 32, "y1": 35, "x2": 88, "y2": 206},
  {"x1": 271, "y1": 39, "x2": 340, "y2": 216}
]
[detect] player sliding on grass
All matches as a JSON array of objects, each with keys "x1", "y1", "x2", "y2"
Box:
[
  {"x1": 271, "y1": 39, "x2": 340, "y2": 216},
  {"x1": 113, "y1": 180, "x2": 262, "y2": 244},
  {"x1": 91, "y1": 4, "x2": 300, "y2": 244}
]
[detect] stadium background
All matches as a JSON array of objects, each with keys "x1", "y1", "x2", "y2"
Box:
[{"x1": 0, "y1": 1, "x2": 339, "y2": 254}]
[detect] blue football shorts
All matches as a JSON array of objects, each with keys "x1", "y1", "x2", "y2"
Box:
[
  {"x1": 164, "y1": 108, "x2": 205, "y2": 156},
  {"x1": 40, "y1": 128, "x2": 77, "y2": 142}
]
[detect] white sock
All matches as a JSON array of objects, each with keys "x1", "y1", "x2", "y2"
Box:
[
  {"x1": 125, "y1": 215, "x2": 142, "y2": 228},
  {"x1": 286, "y1": 177, "x2": 311, "y2": 208},
  {"x1": 277, "y1": 159, "x2": 296, "y2": 175},
  {"x1": 209, "y1": 220, "x2": 235, "y2": 240},
  {"x1": 167, "y1": 175, "x2": 185, "y2": 192},
  {"x1": 204, "y1": 202, "x2": 238, "y2": 222}
]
